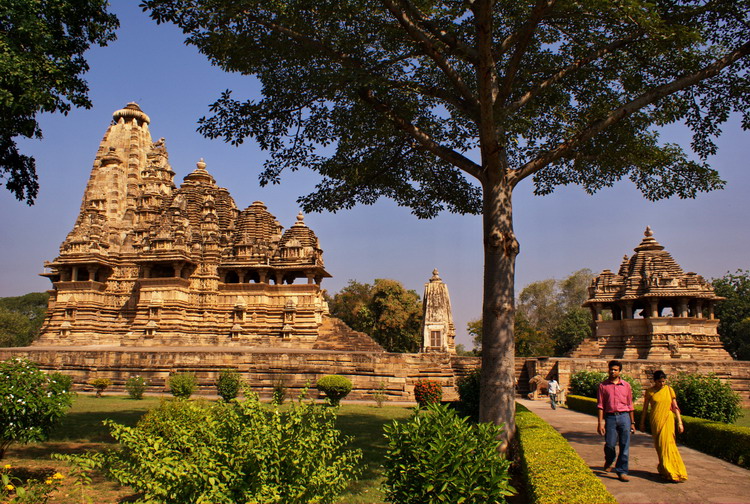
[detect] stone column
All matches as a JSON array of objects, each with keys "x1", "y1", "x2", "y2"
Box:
[
  {"x1": 678, "y1": 298, "x2": 688, "y2": 318},
  {"x1": 174, "y1": 262, "x2": 183, "y2": 279},
  {"x1": 650, "y1": 299, "x2": 659, "y2": 318},
  {"x1": 623, "y1": 302, "x2": 633, "y2": 319}
]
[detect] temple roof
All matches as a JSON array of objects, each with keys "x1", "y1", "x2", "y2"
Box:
[{"x1": 584, "y1": 226, "x2": 722, "y2": 305}]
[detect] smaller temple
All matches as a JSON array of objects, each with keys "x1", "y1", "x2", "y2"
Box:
[
  {"x1": 420, "y1": 269, "x2": 456, "y2": 353},
  {"x1": 570, "y1": 227, "x2": 732, "y2": 360}
]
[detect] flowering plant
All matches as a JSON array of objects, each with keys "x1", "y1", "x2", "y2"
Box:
[
  {"x1": 1, "y1": 464, "x2": 64, "y2": 503},
  {"x1": 414, "y1": 379, "x2": 442, "y2": 407},
  {"x1": 1, "y1": 358, "x2": 73, "y2": 459}
]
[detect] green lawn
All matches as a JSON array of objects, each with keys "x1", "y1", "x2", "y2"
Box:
[
  {"x1": 735, "y1": 408, "x2": 750, "y2": 428},
  {"x1": 3, "y1": 394, "x2": 415, "y2": 504}
]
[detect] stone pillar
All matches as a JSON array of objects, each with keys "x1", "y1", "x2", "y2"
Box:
[
  {"x1": 174, "y1": 262, "x2": 183, "y2": 279},
  {"x1": 306, "y1": 273, "x2": 315, "y2": 284},
  {"x1": 259, "y1": 271, "x2": 268, "y2": 283},
  {"x1": 678, "y1": 298, "x2": 688, "y2": 318},
  {"x1": 72, "y1": 266, "x2": 79, "y2": 281},
  {"x1": 593, "y1": 303, "x2": 602, "y2": 321},
  {"x1": 87, "y1": 266, "x2": 97, "y2": 281},
  {"x1": 650, "y1": 299, "x2": 659, "y2": 318},
  {"x1": 707, "y1": 302, "x2": 715, "y2": 320},
  {"x1": 623, "y1": 302, "x2": 633, "y2": 319}
]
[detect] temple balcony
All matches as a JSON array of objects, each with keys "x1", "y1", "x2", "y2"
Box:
[{"x1": 53, "y1": 281, "x2": 107, "y2": 292}]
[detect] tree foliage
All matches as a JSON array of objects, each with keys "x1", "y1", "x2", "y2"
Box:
[
  {"x1": 469, "y1": 269, "x2": 593, "y2": 356},
  {"x1": 670, "y1": 372, "x2": 741, "y2": 424},
  {"x1": 712, "y1": 270, "x2": 750, "y2": 361},
  {"x1": 328, "y1": 279, "x2": 422, "y2": 352},
  {"x1": 0, "y1": 1, "x2": 118, "y2": 203},
  {"x1": 0, "y1": 292, "x2": 49, "y2": 347},
  {"x1": 144, "y1": 0, "x2": 750, "y2": 444}
]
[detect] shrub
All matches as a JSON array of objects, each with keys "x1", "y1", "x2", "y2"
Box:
[
  {"x1": 125, "y1": 376, "x2": 147, "y2": 400},
  {"x1": 0, "y1": 358, "x2": 73, "y2": 459},
  {"x1": 90, "y1": 377, "x2": 111, "y2": 398},
  {"x1": 413, "y1": 379, "x2": 442, "y2": 407},
  {"x1": 569, "y1": 370, "x2": 641, "y2": 400},
  {"x1": 670, "y1": 372, "x2": 741, "y2": 423},
  {"x1": 568, "y1": 370, "x2": 606, "y2": 398},
  {"x1": 383, "y1": 403, "x2": 514, "y2": 504},
  {"x1": 168, "y1": 372, "x2": 197, "y2": 399},
  {"x1": 60, "y1": 393, "x2": 362, "y2": 504},
  {"x1": 216, "y1": 369, "x2": 241, "y2": 402},
  {"x1": 272, "y1": 378, "x2": 287, "y2": 405},
  {"x1": 456, "y1": 368, "x2": 481, "y2": 420},
  {"x1": 515, "y1": 403, "x2": 617, "y2": 504},
  {"x1": 372, "y1": 381, "x2": 387, "y2": 408},
  {"x1": 316, "y1": 375, "x2": 352, "y2": 406}
]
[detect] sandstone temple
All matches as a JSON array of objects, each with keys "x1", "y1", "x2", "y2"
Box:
[
  {"x1": 570, "y1": 226, "x2": 732, "y2": 360},
  {"x1": 0, "y1": 103, "x2": 474, "y2": 399}
]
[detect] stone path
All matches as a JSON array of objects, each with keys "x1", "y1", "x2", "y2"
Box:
[{"x1": 517, "y1": 398, "x2": 750, "y2": 504}]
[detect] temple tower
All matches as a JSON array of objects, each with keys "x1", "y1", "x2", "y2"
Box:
[
  {"x1": 569, "y1": 227, "x2": 732, "y2": 360},
  {"x1": 420, "y1": 269, "x2": 456, "y2": 353}
]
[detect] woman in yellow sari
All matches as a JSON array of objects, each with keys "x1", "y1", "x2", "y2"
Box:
[{"x1": 639, "y1": 370, "x2": 688, "y2": 482}]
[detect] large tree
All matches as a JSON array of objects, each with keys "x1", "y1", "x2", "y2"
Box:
[
  {"x1": 328, "y1": 279, "x2": 422, "y2": 352},
  {"x1": 145, "y1": 0, "x2": 750, "y2": 449},
  {"x1": 0, "y1": 0, "x2": 119, "y2": 204}
]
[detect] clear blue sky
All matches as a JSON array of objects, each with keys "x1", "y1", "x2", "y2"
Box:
[{"x1": 1, "y1": 3, "x2": 748, "y2": 347}]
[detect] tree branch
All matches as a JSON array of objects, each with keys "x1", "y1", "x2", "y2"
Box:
[
  {"x1": 394, "y1": 0, "x2": 480, "y2": 63},
  {"x1": 382, "y1": 0, "x2": 480, "y2": 112},
  {"x1": 497, "y1": 0, "x2": 557, "y2": 105},
  {"x1": 509, "y1": 40, "x2": 750, "y2": 186},
  {"x1": 505, "y1": 32, "x2": 644, "y2": 114},
  {"x1": 357, "y1": 88, "x2": 483, "y2": 180}
]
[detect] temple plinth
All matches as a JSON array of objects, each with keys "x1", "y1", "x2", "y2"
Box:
[{"x1": 569, "y1": 227, "x2": 732, "y2": 360}]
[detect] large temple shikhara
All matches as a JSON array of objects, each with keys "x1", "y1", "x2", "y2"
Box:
[
  {"x1": 35, "y1": 103, "x2": 379, "y2": 350},
  {"x1": 570, "y1": 226, "x2": 732, "y2": 360}
]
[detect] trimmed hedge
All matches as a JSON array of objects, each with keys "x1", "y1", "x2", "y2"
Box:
[
  {"x1": 515, "y1": 404, "x2": 616, "y2": 504},
  {"x1": 565, "y1": 395, "x2": 750, "y2": 469}
]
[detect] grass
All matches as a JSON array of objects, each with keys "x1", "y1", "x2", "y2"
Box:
[
  {"x1": 735, "y1": 408, "x2": 750, "y2": 428},
  {"x1": 1, "y1": 394, "x2": 415, "y2": 504}
]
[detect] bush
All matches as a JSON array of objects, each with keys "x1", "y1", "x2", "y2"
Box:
[
  {"x1": 272, "y1": 378, "x2": 287, "y2": 405},
  {"x1": 61, "y1": 393, "x2": 362, "y2": 504},
  {"x1": 670, "y1": 372, "x2": 742, "y2": 423},
  {"x1": 565, "y1": 395, "x2": 750, "y2": 469},
  {"x1": 168, "y1": 372, "x2": 197, "y2": 400},
  {"x1": 316, "y1": 375, "x2": 352, "y2": 406},
  {"x1": 515, "y1": 403, "x2": 617, "y2": 504},
  {"x1": 0, "y1": 358, "x2": 73, "y2": 458},
  {"x1": 568, "y1": 370, "x2": 606, "y2": 398},
  {"x1": 413, "y1": 379, "x2": 442, "y2": 407},
  {"x1": 215, "y1": 369, "x2": 241, "y2": 402},
  {"x1": 372, "y1": 381, "x2": 387, "y2": 408},
  {"x1": 456, "y1": 368, "x2": 481, "y2": 420},
  {"x1": 569, "y1": 370, "x2": 641, "y2": 400},
  {"x1": 125, "y1": 376, "x2": 148, "y2": 400},
  {"x1": 383, "y1": 403, "x2": 514, "y2": 504},
  {"x1": 90, "y1": 377, "x2": 111, "y2": 398}
]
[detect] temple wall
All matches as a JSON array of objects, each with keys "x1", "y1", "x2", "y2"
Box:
[
  {"x1": 519, "y1": 356, "x2": 750, "y2": 408},
  {"x1": 0, "y1": 347, "x2": 480, "y2": 401}
]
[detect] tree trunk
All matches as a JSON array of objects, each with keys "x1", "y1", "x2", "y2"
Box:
[{"x1": 479, "y1": 174, "x2": 518, "y2": 453}]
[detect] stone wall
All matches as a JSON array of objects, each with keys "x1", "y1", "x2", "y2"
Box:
[
  {"x1": 0, "y1": 347, "x2": 480, "y2": 401},
  {"x1": 519, "y1": 356, "x2": 750, "y2": 407}
]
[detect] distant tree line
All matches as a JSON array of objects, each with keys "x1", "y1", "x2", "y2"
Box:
[{"x1": 0, "y1": 292, "x2": 49, "y2": 347}]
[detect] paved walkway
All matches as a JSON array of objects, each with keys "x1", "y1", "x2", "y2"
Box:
[{"x1": 518, "y1": 398, "x2": 750, "y2": 504}]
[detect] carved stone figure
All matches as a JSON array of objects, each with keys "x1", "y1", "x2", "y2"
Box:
[{"x1": 527, "y1": 374, "x2": 549, "y2": 399}]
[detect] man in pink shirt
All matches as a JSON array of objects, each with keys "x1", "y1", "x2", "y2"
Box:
[{"x1": 596, "y1": 360, "x2": 635, "y2": 482}]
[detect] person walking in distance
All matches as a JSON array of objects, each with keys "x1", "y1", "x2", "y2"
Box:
[
  {"x1": 548, "y1": 377, "x2": 560, "y2": 410},
  {"x1": 597, "y1": 360, "x2": 635, "y2": 482}
]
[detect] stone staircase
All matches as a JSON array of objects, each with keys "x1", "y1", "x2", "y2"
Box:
[
  {"x1": 313, "y1": 317, "x2": 385, "y2": 352},
  {"x1": 567, "y1": 336, "x2": 601, "y2": 358}
]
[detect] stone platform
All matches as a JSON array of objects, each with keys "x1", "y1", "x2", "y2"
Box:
[{"x1": 0, "y1": 346, "x2": 479, "y2": 401}]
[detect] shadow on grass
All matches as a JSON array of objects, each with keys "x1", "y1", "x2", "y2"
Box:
[{"x1": 48, "y1": 408, "x2": 151, "y2": 443}]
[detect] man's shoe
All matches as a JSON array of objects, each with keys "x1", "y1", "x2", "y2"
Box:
[
  {"x1": 618, "y1": 473, "x2": 630, "y2": 482},
  {"x1": 603, "y1": 465, "x2": 614, "y2": 473}
]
